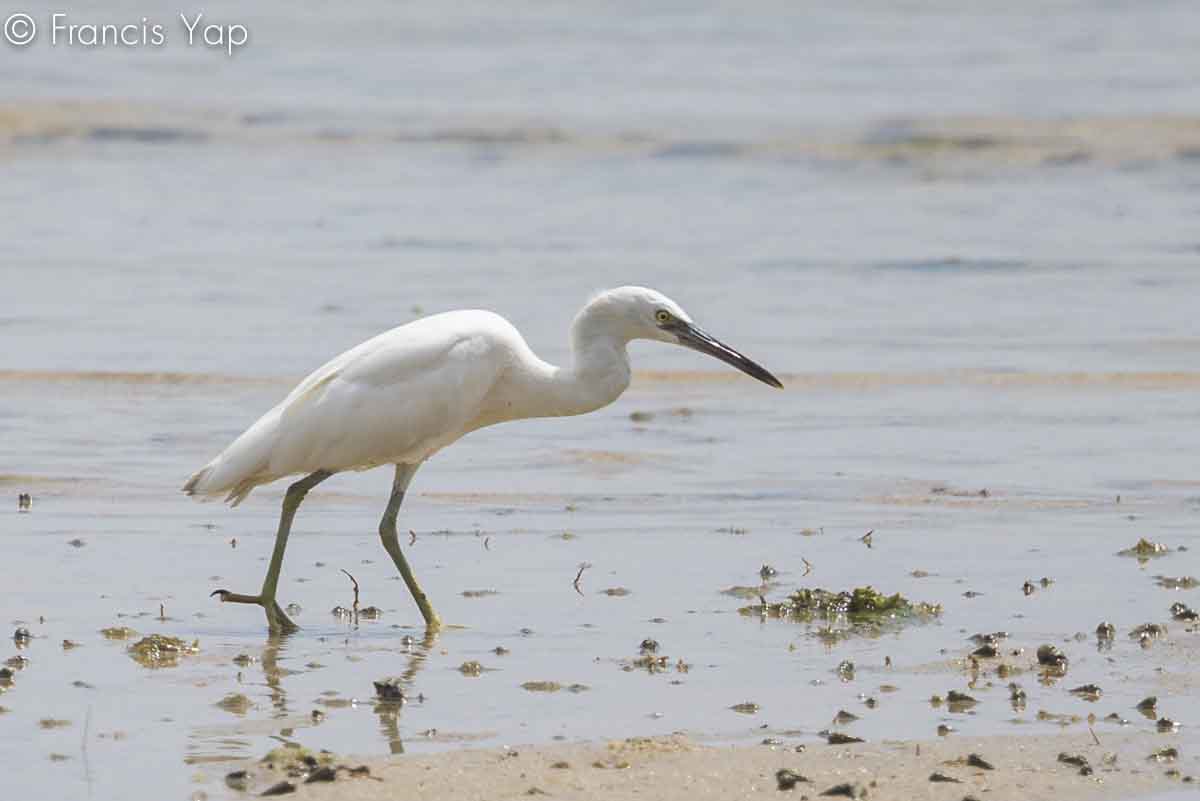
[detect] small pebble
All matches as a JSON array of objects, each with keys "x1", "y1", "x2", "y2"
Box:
[
  {"x1": 1130, "y1": 623, "x2": 1167, "y2": 640},
  {"x1": 1170, "y1": 602, "x2": 1197, "y2": 621},
  {"x1": 260, "y1": 780, "x2": 296, "y2": 796},
  {"x1": 1149, "y1": 747, "x2": 1179, "y2": 763},
  {"x1": 819, "y1": 782, "x2": 865, "y2": 798},
  {"x1": 304, "y1": 766, "x2": 337, "y2": 783},
  {"x1": 1036, "y1": 644, "x2": 1068, "y2": 668},
  {"x1": 826, "y1": 733, "x2": 864, "y2": 745},
  {"x1": 775, "y1": 768, "x2": 809, "y2": 790},
  {"x1": 1058, "y1": 752, "x2": 1092, "y2": 775},
  {"x1": 373, "y1": 678, "x2": 406, "y2": 702}
]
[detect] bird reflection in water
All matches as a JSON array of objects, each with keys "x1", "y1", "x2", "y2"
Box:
[
  {"x1": 247, "y1": 629, "x2": 437, "y2": 756},
  {"x1": 373, "y1": 631, "x2": 437, "y2": 754}
]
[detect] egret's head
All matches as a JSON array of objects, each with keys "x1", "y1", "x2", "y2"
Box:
[{"x1": 582, "y1": 286, "x2": 783, "y2": 389}]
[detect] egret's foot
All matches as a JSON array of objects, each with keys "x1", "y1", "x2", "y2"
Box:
[
  {"x1": 264, "y1": 600, "x2": 299, "y2": 634},
  {"x1": 211, "y1": 589, "x2": 299, "y2": 634}
]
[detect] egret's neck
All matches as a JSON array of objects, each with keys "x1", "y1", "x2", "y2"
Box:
[{"x1": 522, "y1": 307, "x2": 633, "y2": 419}]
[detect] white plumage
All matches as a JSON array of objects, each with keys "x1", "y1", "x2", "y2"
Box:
[
  {"x1": 185, "y1": 310, "x2": 523, "y2": 505},
  {"x1": 184, "y1": 286, "x2": 781, "y2": 632}
]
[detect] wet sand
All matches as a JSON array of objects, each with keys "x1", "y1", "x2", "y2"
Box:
[
  {"x1": 200, "y1": 629, "x2": 1200, "y2": 800},
  {"x1": 218, "y1": 729, "x2": 1193, "y2": 800}
]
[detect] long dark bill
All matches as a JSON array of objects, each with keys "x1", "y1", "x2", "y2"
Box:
[{"x1": 670, "y1": 321, "x2": 784, "y2": 389}]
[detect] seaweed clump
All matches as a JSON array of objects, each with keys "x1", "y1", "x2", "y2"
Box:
[
  {"x1": 1117, "y1": 539, "x2": 1171, "y2": 562},
  {"x1": 127, "y1": 634, "x2": 199, "y2": 668},
  {"x1": 262, "y1": 745, "x2": 335, "y2": 772},
  {"x1": 1154, "y1": 575, "x2": 1198, "y2": 589},
  {"x1": 740, "y1": 585, "x2": 941, "y2": 636}
]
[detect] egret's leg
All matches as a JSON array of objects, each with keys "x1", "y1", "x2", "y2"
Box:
[
  {"x1": 378, "y1": 463, "x2": 442, "y2": 630},
  {"x1": 212, "y1": 469, "x2": 332, "y2": 633}
]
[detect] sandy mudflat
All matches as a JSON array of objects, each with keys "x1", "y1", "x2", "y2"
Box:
[{"x1": 220, "y1": 729, "x2": 1190, "y2": 800}]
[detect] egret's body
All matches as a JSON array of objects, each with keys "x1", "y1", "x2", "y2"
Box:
[
  {"x1": 185, "y1": 286, "x2": 781, "y2": 633},
  {"x1": 186, "y1": 310, "x2": 625, "y2": 505}
]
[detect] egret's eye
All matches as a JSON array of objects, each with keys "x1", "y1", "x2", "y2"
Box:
[{"x1": 654, "y1": 309, "x2": 672, "y2": 324}]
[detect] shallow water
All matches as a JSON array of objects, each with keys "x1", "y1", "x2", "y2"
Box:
[
  {"x1": 4, "y1": 372, "x2": 1198, "y2": 798},
  {"x1": 4, "y1": 1, "x2": 1200, "y2": 799}
]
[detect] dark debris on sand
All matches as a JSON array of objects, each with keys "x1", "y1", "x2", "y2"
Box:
[{"x1": 775, "y1": 768, "x2": 810, "y2": 790}]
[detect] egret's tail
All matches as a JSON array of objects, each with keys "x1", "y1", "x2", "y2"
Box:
[
  {"x1": 182, "y1": 462, "x2": 261, "y2": 507},
  {"x1": 181, "y1": 466, "x2": 212, "y2": 497},
  {"x1": 182, "y1": 409, "x2": 281, "y2": 506}
]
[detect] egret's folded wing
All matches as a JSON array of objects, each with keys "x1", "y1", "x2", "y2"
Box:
[
  {"x1": 184, "y1": 311, "x2": 512, "y2": 503},
  {"x1": 270, "y1": 323, "x2": 503, "y2": 475}
]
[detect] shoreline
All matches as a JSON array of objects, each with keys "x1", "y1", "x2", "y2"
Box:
[{"x1": 212, "y1": 728, "x2": 1190, "y2": 800}]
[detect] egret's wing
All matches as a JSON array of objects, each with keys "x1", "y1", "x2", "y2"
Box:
[
  {"x1": 267, "y1": 316, "x2": 505, "y2": 475},
  {"x1": 184, "y1": 311, "x2": 512, "y2": 504}
]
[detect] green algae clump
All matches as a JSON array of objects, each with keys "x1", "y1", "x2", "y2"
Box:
[
  {"x1": 215, "y1": 693, "x2": 254, "y2": 715},
  {"x1": 848, "y1": 586, "x2": 907, "y2": 613},
  {"x1": 127, "y1": 634, "x2": 199, "y2": 668},
  {"x1": 101, "y1": 627, "x2": 138, "y2": 640},
  {"x1": 1117, "y1": 539, "x2": 1171, "y2": 561},
  {"x1": 739, "y1": 585, "x2": 940, "y2": 636},
  {"x1": 261, "y1": 744, "x2": 336, "y2": 772}
]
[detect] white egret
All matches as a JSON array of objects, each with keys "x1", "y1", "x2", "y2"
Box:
[{"x1": 184, "y1": 286, "x2": 782, "y2": 633}]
